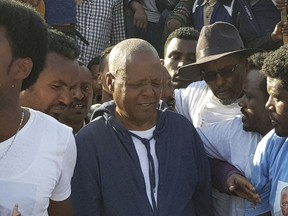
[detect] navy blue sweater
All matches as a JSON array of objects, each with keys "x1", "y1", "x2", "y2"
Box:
[{"x1": 71, "y1": 101, "x2": 213, "y2": 216}]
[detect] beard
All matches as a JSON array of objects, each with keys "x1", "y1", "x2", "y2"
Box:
[{"x1": 219, "y1": 98, "x2": 237, "y2": 105}]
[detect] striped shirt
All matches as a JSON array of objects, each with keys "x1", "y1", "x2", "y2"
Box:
[{"x1": 76, "y1": 0, "x2": 126, "y2": 64}]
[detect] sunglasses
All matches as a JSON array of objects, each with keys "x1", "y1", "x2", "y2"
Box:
[{"x1": 201, "y1": 64, "x2": 239, "y2": 82}]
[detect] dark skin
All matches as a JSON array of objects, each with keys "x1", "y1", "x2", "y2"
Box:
[
  {"x1": 129, "y1": 1, "x2": 147, "y2": 31},
  {"x1": 48, "y1": 198, "x2": 72, "y2": 216},
  {"x1": 19, "y1": 0, "x2": 41, "y2": 7},
  {"x1": 226, "y1": 173, "x2": 261, "y2": 206},
  {"x1": 226, "y1": 173, "x2": 272, "y2": 216}
]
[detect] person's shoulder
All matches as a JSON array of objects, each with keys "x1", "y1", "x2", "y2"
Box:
[
  {"x1": 224, "y1": 116, "x2": 243, "y2": 129},
  {"x1": 162, "y1": 110, "x2": 195, "y2": 129},
  {"x1": 266, "y1": 130, "x2": 288, "y2": 148},
  {"x1": 28, "y1": 108, "x2": 73, "y2": 134},
  {"x1": 261, "y1": 129, "x2": 277, "y2": 143},
  {"x1": 180, "y1": 80, "x2": 207, "y2": 90},
  {"x1": 27, "y1": 109, "x2": 75, "y2": 154},
  {"x1": 188, "y1": 80, "x2": 207, "y2": 88},
  {"x1": 175, "y1": 80, "x2": 208, "y2": 96},
  {"x1": 77, "y1": 114, "x2": 107, "y2": 139}
]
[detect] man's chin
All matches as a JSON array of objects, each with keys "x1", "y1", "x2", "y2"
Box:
[
  {"x1": 50, "y1": 113, "x2": 61, "y2": 120},
  {"x1": 46, "y1": 110, "x2": 63, "y2": 120},
  {"x1": 243, "y1": 125, "x2": 250, "y2": 132},
  {"x1": 243, "y1": 124, "x2": 258, "y2": 133},
  {"x1": 218, "y1": 98, "x2": 236, "y2": 105},
  {"x1": 274, "y1": 127, "x2": 288, "y2": 137}
]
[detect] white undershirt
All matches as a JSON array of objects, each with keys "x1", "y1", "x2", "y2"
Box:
[{"x1": 130, "y1": 126, "x2": 158, "y2": 207}]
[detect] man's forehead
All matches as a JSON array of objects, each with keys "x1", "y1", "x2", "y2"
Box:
[
  {"x1": 267, "y1": 77, "x2": 282, "y2": 89},
  {"x1": 37, "y1": 66, "x2": 79, "y2": 87},
  {"x1": 201, "y1": 55, "x2": 243, "y2": 69},
  {"x1": 167, "y1": 38, "x2": 197, "y2": 51},
  {"x1": 125, "y1": 70, "x2": 162, "y2": 80},
  {"x1": 244, "y1": 69, "x2": 262, "y2": 85}
]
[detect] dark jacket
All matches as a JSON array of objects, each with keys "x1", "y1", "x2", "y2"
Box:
[
  {"x1": 71, "y1": 101, "x2": 213, "y2": 216},
  {"x1": 192, "y1": 0, "x2": 237, "y2": 32},
  {"x1": 192, "y1": 0, "x2": 281, "y2": 50}
]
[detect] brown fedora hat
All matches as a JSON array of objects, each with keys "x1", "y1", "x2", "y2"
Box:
[{"x1": 181, "y1": 22, "x2": 260, "y2": 70}]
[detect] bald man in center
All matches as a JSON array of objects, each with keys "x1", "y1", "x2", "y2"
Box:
[{"x1": 71, "y1": 38, "x2": 213, "y2": 216}]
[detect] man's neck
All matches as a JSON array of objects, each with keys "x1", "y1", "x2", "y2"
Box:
[
  {"x1": 70, "y1": 121, "x2": 84, "y2": 135},
  {"x1": 101, "y1": 91, "x2": 113, "y2": 103},
  {"x1": 0, "y1": 106, "x2": 25, "y2": 142},
  {"x1": 59, "y1": 119, "x2": 84, "y2": 135},
  {"x1": 115, "y1": 110, "x2": 157, "y2": 131}
]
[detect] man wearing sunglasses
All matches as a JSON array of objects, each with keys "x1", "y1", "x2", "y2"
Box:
[
  {"x1": 175, "y1": 22, "x2": 259, "y2": 127},
  {"x1": 174, "y1": 22, "x2": 260, "y2": 215}
]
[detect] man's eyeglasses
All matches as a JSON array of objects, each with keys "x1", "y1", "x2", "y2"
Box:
[
  {"x1": 281, "y1": 203, "x2": 288, "y2": 209},
  {"x1": 201, "y1": 64, "x2": 239, "y2": 82}
]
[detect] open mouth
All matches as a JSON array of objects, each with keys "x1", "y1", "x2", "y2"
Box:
[
  {"x1": 50, "y1": 105, "x2": 67, "y2": 114},
  {"x1": 138, "y1": 102, "x2": 155, "y2": 109},
  {"x1": 72, "y1": 104, "x2": 86, "y2": 109}
]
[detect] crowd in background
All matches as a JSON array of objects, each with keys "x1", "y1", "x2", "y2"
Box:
[{"x1": 2, "y1": 0, "x2": 288, "y2": 216}]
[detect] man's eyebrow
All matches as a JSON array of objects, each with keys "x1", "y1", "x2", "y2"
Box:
[
  {"x1": 168, "y1": 50, "x2": 182, "y2": 55},
  {"x1": 50, "y1": 80, "x2": 68, "y2": 86}
]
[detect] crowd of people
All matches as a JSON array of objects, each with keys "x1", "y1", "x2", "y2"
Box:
[{"x1": 2, "y1": 0, "x2": 288, "y2": 215}]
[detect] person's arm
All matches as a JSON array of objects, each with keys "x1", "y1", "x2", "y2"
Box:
[
  {"x1": 71, "y1": 130, "x2": 102, "y2": 215},
  {"x1": 245, "y1": 20, "x2": 287, "y2": 50},
  {"x1": 50, "y1": 132, "x2": 77, "y2": 215},
  {"x1": 48, "y1": 198, "x2": 72, "y2": 216},
  {"x1": 209, "y1": 158, "x2": 261, "y2": 206},
  {"x1": 192, "y1": 131, "x2": 214, "y2": 216},
  {"x1": 128, "y1": 0, "x2": 147, "y2": 30},
  {"x1": 165, "y1": 0, "x2": 194, "y2": 33},
  {"x1": 237, "y1": 0, "x2": 285, "y2": 50},
  {"x1": 273, "y1": 0, "x2": 287, "y2": 11},
  {"x1": 209, "y1": 158, "x2": 242, "y2": 193},
  {"x1": 111, "y1": 0, "x2": 126, "y2": 44},
  {"x1": 258, "y1": 212, "x2": 272, "y2": 216}
]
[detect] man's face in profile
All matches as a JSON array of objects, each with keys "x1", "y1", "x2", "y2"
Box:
[
  {"x1": 281, "y1": 191, "x2": 288, "y2": 216},
  {"x1": 164, "y1": 38, "x2": 199, "y2": 88},
  {"x1": 200, "y1": 54, "x2": 246, "y2": 105}
]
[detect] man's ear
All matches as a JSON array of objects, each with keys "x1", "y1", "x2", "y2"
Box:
[
  {"x1": 13, "y1": 57, "x2": 33, "y2": 80},
  {"x1": 97, "y1": 72, "x2": 102, "y2": 85},
  {"x1": 105, "y1": 72, "x2": 114, "y2": 92}
]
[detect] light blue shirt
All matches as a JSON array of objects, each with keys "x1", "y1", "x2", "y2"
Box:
[{"x1": 245, "y1": 129, "x2": 288, "y2": 216}]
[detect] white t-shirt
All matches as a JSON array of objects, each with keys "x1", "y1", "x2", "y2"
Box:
[
  {"x1": 0, "y1": 108, "x2": 76, "y2": 216},
  {"x1": 175, "y1": 81, "x2": 245, "y2": 216},
  {"x1": 175, "y1": 80, "x2": 241, "y2": 127},
  {"x1": 197, "y1": 117, "x2": 263, "y2": 216},
  {"x1": 130, "y1": 126, "x2": 158, "y2": 208}
]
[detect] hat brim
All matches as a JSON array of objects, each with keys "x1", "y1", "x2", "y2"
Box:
[{"x1": 180, "y1": 48, "x2": 262, "y2": 72}]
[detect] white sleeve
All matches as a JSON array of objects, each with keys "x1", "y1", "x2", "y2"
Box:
[
  {"x1": 196, "y1": 121, "x2": 231, "y2": 159},
  {"x1": 50, "y1": 131, "x2": 77, "y2": 201},
  {"x1": 175, "y1": 81, "x2": 208, "y2": 126},
  {"x1": 175, "y1": 87, "x2": 193, "y2": 122}
]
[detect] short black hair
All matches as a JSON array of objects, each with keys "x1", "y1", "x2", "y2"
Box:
[
  {"x1": 87, "y1": 55, "x2": 100, "y2": 70},
  {"x1": 99, "y1": 46, "x2": 114, "y2": 73},
  {"x1": 261, "y1": 45, "x2": 288, "y2": 90},
  {"x1": 0, "y1": 0, "x2": 48, "y2": 90},
  {"x1": 164, "y1": 27, "x2": 199, "y2": 56},
  {"x1": 247, "y1": 52, "x2": 270, "y2": 96},
  {"x1": 48, "y1": 29, "x2": 80, "y2": 60}
]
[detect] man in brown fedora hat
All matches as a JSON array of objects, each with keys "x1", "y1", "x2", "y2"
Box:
[
  {"x1": 175, "y1": 21, "x2": 259, "y2": 127},
  {"x1": 174, "y1": 21, "x2": 260, "y2": 215}
]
